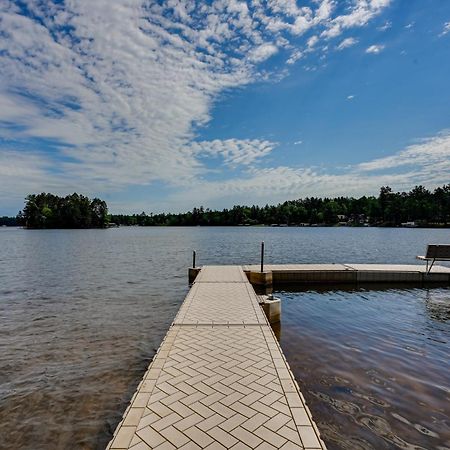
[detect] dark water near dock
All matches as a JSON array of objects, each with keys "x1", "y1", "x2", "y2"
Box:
[
  {"x1": 278, "y1": 287, "x2": 450, "y2": 450},
  {"x1": 0, "y1": 226, "x2": 449, "y2": 449}
]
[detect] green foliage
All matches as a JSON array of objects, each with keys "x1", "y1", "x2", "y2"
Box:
[
  {"x1": 109, "y1": 184, "x2": 450, "y2": 227},
  {"x1": 18, "y1": 193, "x2": 108, "y2": 229},
  {"x1": 12, "y1": 185, "x2": 449, "y2": 229},
  {"x1": 0, "y1": 216, "x2": 18, "y2": 226}
]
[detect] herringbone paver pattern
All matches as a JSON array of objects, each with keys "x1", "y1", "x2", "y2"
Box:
[
  {"x1": 174, "y1": 283, "x2": 266, "y2": 325},
  {"x1": 195, "y1": 266, "x2": 248, "y2": 283},
  {"x1": 108, "y1": 266, "x2": 326, "y2": 450}
]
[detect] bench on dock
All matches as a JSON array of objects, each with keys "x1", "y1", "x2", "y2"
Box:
[{"x1": 417, "y1": 244, "x2": 450, "y2": 273}]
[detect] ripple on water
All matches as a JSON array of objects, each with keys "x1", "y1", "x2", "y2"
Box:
[
  {"x1": 1, "y1": 227, "x2": 450, "y2": 449},
  {"x1": 279, "y1": 286, "x2": 450, "y2": 450}
]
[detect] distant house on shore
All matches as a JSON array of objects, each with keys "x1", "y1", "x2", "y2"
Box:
[{"x1": 401, "y1": 221, "x2": 418, "y2": 228}]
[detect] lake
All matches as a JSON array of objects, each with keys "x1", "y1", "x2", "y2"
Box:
[{"x1": 0, "y1": 226, "x2": 449, "y2": 449}]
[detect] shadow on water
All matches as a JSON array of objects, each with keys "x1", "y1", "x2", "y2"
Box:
[{"x1": 276, "y1": 284, "x2": 450, "y2": 450}]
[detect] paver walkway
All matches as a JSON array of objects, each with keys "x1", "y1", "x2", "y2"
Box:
[{"x1": 107, "y1": 266, "x2": 326, "y2": 450}]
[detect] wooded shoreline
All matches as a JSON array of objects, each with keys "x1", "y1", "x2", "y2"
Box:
[{"x1": 2, "y1": 184, "x2": 449, "y2": 229}]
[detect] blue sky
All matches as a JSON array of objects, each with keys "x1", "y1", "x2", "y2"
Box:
[{"x1": 0, "y1": 0, "x2": 449, "y2": 215}]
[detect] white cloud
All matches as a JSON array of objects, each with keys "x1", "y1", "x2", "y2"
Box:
[
  {"x1": 439, "y1": 22, "x2": 450, "y2": 37},
  {"x1": 248, "y1": 43, "x2": 278, "y2": 63},
  {"x1": 321, "y1": 0, "x2": 392, "y2": 39},
  {"x1": 366, "y1": 44, "x2": 385, "y2": 54},
  {"x1": 347, "y1": 95, "x2": 355, "y2": 100},
  {"x1": 293, "y1": 140, "x2": 303, "y2": 145},
  {"x1": 307, "y1": 35, "x2": 319, "y2": 48},
  {"x1": 189, "y1": 139, "x2": 277, "y2": 167},
  {"x1": 357, "y1": 130, "x2": 450, "y2": 172},
  {"x1": 286, "y1": 49, "x2": 303, "y2": 64},
  {"x1": 166, "y1": 130, "x2": 450, "y2": 210},
  {"x1": 0, "y1": 149, "x2": 115, "y2": 213},
  {"x1": 165, "y1": 166, "x2": 418, "y2": 211},
  {"x1": 378, "y1": 21, "x2": 392, "y2": 31},
  {"x1": 0, "y1": 0, "x2": 392, "y2": 211},
  {"x1": 337, "y1": 37, "x2": 358, "y2": 50}
]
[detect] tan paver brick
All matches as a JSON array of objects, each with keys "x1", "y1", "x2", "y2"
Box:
[
  {"x1": 241, "y1": 413, "x2": 269, "y2": 433},
  {"x1": 149, "y1": 402, "x2": 173, "y2": 418},
  {"x1": 140, "y1": 380, "x2": 156, "y2": 393},
  {"x1": 111, "y1": 426, "x2": 136, "y2": 449},
  {"x1": 154, "y1": 442, "x2": 176, "y2": 450},
  {"x1": 291, "y1": 409, "x2": 311, "y2": 427},
  {"x1": 129, "y1": 441, "x2": 151, "y2": 450},
  {"x1": 132, "y1": 393, "x2": 151, "y2": 408},
  {"x1": 108, "y1": 266, "x2": 325, "y2": 450},
  {"x1": 184, "y1": 426, "x2": 215, "y2": 448},
  {"x1": 278, "y1": 426, "x2": 301, "y2": 444},
  {"x1": 297, "y1": 426, "x2": 322, "y2": 449},
  {"x1": 207, "y1": 426, "x2": 239, "y2": 448},
  {"x1": 190, "y1": 401, "x2": 216, "y2": 418},
  {"x1": 255, "y1": 443, "x2": 277, "y2": 450},
  {"x1": 168, "y1": 401, "x2": 196, "y2": 418},
  {"x1": 129, "y1": 435, "x2": 143, "y2": 447},
  {"x1": 279, "y1": 442, "x2": 303, "y2": 450},
  {"x1": 197, "y1": 414, "x2": 226, "y2": 432},
  {"x1": 136, "y1": 412, "x2": 160, "y2": 431},
  {"x1": 264, "y1": 413, "x2": 291, "y2": 432},
  {"x1": 201, "y1": 391, "x2": 226, "y2": 406},
  {"x1": 220, "y1": 392, "x2": 244, "y2": 406},
  {"x1": 240, "y1": 391, "x2": 265, "y2": 406},
  {"x1": 271, "y1": 401, "x2": 291, "y2": 416},
  {"x1": 204, "y1": 442, "x2": 227, "y2": 450},
  {"x1": 231, "y1": 427, "x2": 263, "y2": 448},
  {"x1": 229, "y1": 401, "x2": 258, "y2": 418},
  {"x1": 136, "y1": 426, "x2": 165, "y2": 448},
  {"x1": 285, "y1": 393, "x2": 303, "y2": 409},
  {"x1": 152, "y1": 412, "x2": 183, "y2": 431},
  {"x1": 123, "y1": 408, "x2": 145, "y2": 427},
  {"x1": 160, "y1": 425, "x2": 190, "y2": 447},
  {"x1": 174, "y1": 413, "x2": 204, "y2": 431},
  {"x1": 254, "y1": 426, "x2": 287, "y2": 448},
  {"x1": 219, "y1": 414, "x2": 247, "y2": 432},
  {"x1": 230, "y1": 443, "x2": 252, "y2": 450},
  {"x1": 209, "y1": 402, "x2": 236, "y2": 418},
  {"x1": 249, "y1": 402, "x2": 275, "y2": 418},
  {"x1": 179, "y1": 443, "x2": 202, "y2": 450}
]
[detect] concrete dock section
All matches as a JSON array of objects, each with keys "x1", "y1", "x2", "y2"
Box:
[
  {"x1": 108, "y1": 265, "x2": 326, "y2": 450},
  {"x1": 243, "y1": 263, "x2": 450, "y2": 285}
]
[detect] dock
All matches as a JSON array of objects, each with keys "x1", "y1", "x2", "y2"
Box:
[
  {"x1": 107, "y1": 265, "x2": 326, "y2": 450},
  {"x1": 107, "y1": 261, "x2": 450, "y2": 450},
  {"x1": 243, "y1": 263, "x2": 450, "y2": 286}
]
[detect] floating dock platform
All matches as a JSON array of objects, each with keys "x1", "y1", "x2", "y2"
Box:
[
  {"x1": 243, "y1": 263, "x2": 450, "y2": 286},
  {"x1": 107, "y1": 262, "x2": 450, "y2": 450},
  {"x1": 108, "y1": 265, "x2": 326, "y2": 450}
]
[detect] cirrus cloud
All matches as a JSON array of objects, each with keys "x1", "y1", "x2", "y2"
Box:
[
  {"x1": 366, "y1": 44, "x2": 385, "y2": 53},
  {"x1": 0, "y1": 0, "x2": 393, "y2": 213}
]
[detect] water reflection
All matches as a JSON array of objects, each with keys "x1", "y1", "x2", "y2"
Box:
[
  {"x1": 1, "y1": 226, "x2": 450, "y2": 449},
  {"x1": 270, "y1": 320, "x2": 281, "y2": 341},
  {"x1": 425, "y1": 289, "x2": 450, "y2": 322},
  {"x1": 278, "y1": 286, "x2": 450, "y2": 450}
]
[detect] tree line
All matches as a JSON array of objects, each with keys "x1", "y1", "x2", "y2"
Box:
[
  {"x1": 109, "y1": 185, "x2": 450, "y2": 227},
  {"x1": 15, "y1": 193, "x2": 108, "y2": 229},
  {"x1": 1, "y1": 184, "x2": 449, "y2": 228}
]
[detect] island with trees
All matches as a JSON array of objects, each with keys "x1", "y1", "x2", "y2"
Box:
[
  {"x1": 16, "y1": 193, "x2": 108, "y2": 229},
  {"x1": 1, "y1": 184, "x2": 449, "y2": 228}
]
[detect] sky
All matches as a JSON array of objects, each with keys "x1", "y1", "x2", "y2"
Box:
[{"x1": 0, "y1": 0, "x2": 449, "y2": 215}]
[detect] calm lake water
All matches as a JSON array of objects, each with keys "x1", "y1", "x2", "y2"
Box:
[{"x1": 0, "y1": 226, "x2": 449, "y2": 450}]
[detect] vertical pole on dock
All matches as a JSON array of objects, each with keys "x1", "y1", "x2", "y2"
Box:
[
  {"x1": 193, "y1": 250, "x2": 196, "y2": 269},
  {"x1": 260, "y1": 241, "x2": 264, "y2": 273}
]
